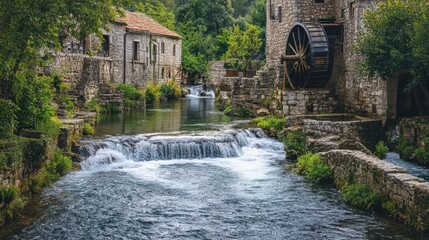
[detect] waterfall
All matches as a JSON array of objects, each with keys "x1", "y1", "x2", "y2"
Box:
[
  {"x1": 186, "y1": 85, "x2": 215, "y2": 98},
  {"x1": 79, "y1": 129, "x2": 284, "y2": 170}
]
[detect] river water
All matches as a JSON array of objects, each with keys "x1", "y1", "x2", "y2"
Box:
[{"x1": 0, "y1": 97, "x2": 426, "y2": 239}]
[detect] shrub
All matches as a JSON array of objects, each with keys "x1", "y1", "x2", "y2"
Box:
[
  {"x1": 282, "y1": 130, "x2": 307, "y2": 158},
  {"x1": 144, "y1": 81, "x2": 161, "y2": 104},
  {"x1": 253, "y1": 116, "x2": 284, "y2": 132},
  {"x1": 415, "y1": 148, "x2": 429, "y2": 166},
  {"x1": 342, "y1": 184, "x2": 381, "y2": 211},
  {"x1": 296, "y1": 153, "x2": 333, "y2": 184},
  {"x1": 223, "y1": 104, "x2": 232, "y2": 115},
  {"x1": 83, "y1": 123, "x2": 95, "y2": 135},
  {"x1": 85, "y1": 97, "x2": 102, "y2": 113},
  {"x1": 35, "y1": 117, "x2": 61, "y2": 140},
  {"x1": 237, "y1": 107, "x2": 253, "y2": 117},
  {"x1": 397, "y1": 138, "x2": 416, "y2": 160},
  {"x1": 59, "y1": 96, "x2": 75, "y2": 118},
  {"x1": 0, "y1": 186, "x2": 25, "y2": 222},
  {"x1": 0, "y1": 99, "x2": 18, "y2": 138},
  {"x1": 117, "y1": 84, "x2": 145, "y2": 108},
  {"x1": 29, "y1": 149, "x2": 72, "y2": 193},
  {"x1": 374, "y1": 141, "x2": 389, "y2": 159},
  {"x1": 16, "y1": 75, "x2": 56, "y2": 131},
  {"x1": 159, "y1": 80, "x2": 182, "y2": 99},
  {"x1": 0, "y1": 186, "x2": 19, "y2": 205}
]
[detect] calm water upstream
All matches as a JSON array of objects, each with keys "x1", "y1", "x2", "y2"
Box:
[{"x1": 0, "y1": 97, "x2": 426, "y2": 239}]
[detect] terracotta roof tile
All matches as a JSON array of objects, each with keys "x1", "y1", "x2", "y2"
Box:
[{"x1": 116, "y1": 11, "x2": 181, "y2": 39}]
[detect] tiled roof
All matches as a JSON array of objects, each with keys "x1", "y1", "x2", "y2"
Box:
[{"x1": 116, "y1": 11, "x2": 181, "y2": 39}]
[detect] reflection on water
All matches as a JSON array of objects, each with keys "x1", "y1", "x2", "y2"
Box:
[{"x1": 95, "y1": 98, "x2": 233, "y2": 136}]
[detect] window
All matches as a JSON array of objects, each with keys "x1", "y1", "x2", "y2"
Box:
[
  {"x1": 315, "y1": 0, "x2": 324, "y2": 4},
  {"x1": 101, "y1": 35, "x2": 110, "y2": 57},
  {"x1": 146, "y1": 46, "x2": 149, "y2": 65},
  {"x1": 278, "y1": 6, "x2": 282, "y2": 22},
  {"x1": 133, "y1": 41, "x2": 140, "y2": 61},
  {"x1": 152, "y1": 43, "x2": 157, "y2": 63},
  {"x1": 173, "y1": 44, "x2": 176, "y2": 56},
  {"x1": 161, "y1": 68, "x2": 165, "y2": 79},
  {"x1": 168, "y1": 69, "x2": 171, "y2": 78},
  {"x1": 269, "y1": 0, "x2": 276, "y2": 20},
  {"x1": 161, "y1": 42, "x2": 165, "y2": 54}
]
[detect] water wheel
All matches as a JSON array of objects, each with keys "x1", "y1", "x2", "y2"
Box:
[{"x1": 281, "y1": 22, "x2": 331, "y2": 90}]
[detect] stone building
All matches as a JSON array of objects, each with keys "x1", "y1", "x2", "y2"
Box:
[
  {"x1": 266, "y1": 0, "x2": 414, "y2": 120},
  {"x1": 55, "y1": 11, "x2": 182, "y2": 107},
  {"x1": 112, "y1": 11, "x2": 182, "y2": 85}
]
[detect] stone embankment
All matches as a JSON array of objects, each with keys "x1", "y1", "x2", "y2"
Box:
[
  {"x1": 0, "y1": 111, "x2": 97, "y2": 225},
  {"x1": 321, "y1": 150, "x2": 429, "y2": 233}
]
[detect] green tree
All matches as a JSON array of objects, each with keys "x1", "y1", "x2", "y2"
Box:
[
  {"x1": 246, "y1": 0, "x2": 266, "y2": 60},
  {"x1": 176, "y1": 0, "x2": 233, "y2": 35},
  {"x1": 356, "y1": 0, "x2": 429, "y2": 114},
  {"x1": 178, "y1": 23, "x2": 215, "y2": 82},
  {"x1": 223, "y1": 25, "x2": 262, "y2": 74},
  {"x1": 0, "y1": 0, "x2": 129, "y2": 131},
  {"x1": 231, "y1": 0, "x2": 254, "y2": 17},
  {"x1": 132, "y1": 0, "x2": 176, "y2": 30}
]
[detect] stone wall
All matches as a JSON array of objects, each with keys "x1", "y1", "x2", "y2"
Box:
[
  {"x1": 215, "y1": 67, "x2": 282, "y2": 116},
  {"x1": 282, "y1": 89, "x2": 337, "y2": 116},
  {"x1": 321, "y1": 150, "x2": 429, "y2": 233},
  {"x1": 389, "y1": 117, "x2": 429, "y2": 147},
  {"x1": 207, "y1": 61, "x2": 226, "y2": 86},
  {"x1": 0, "y1": 139, "x2": 47, "y2": 189},
  {"x1": 304, "y1": 117, "x2": 382, "y2": 151}
]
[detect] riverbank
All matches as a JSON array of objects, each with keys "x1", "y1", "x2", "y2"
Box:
[
  {"x1": 0, "y1": 112, "x2": 96, "y2": 226},
  {"x1": 256, "y1": 114, "x2": 429, "y2": 234}
]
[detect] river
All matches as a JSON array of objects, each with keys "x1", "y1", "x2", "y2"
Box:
[{"x1": 0, "y1": 97, "x2": 425, "y2": 239}]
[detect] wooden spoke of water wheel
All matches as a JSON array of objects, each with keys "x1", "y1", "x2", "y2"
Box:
[{"x1": 281, "y1": 22, "x2": 330, "y2": 90}]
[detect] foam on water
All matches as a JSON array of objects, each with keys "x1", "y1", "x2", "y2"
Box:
[{"x1": 80, "y1": 128, "x2": 285, "y2": 184}]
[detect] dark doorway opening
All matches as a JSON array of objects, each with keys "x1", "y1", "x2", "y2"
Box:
[{"x1": 396, "y1": 73, "x2": 429, "y2": 117}]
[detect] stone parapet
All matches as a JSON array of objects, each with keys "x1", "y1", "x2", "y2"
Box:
[{"x1": 321, "y1": 150, "x2": 429, "y2": 233}]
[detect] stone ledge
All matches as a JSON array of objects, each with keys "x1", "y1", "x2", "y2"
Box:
[{"x1": 320, "y1": 149, "x2": 429, "y2": 233}]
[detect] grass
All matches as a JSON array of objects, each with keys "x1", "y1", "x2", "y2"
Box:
[
  {"x1": 342, "y1": 184, "x2": 381, "y2": 211},
  {"x1": 374, "y1": 141, "x2": 389, "y2": 159},
  {"x1": 252, "y1": 116, "x2": 285, "y2": 133},
  {"x1": 296, "y1": 153, "x2": 333, "y2": 184}
]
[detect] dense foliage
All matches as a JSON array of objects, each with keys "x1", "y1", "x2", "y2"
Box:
[
  {"x1": 135, "y1": 0, "x2": 265, "y2": 83},
  {"x1": 0, "y1": 0, "x2": 129, "y2": 135},
  {"x1": 356, "y1": 0, "x2": 429, "y2": 114},
  {"x1": 374, "y1": 141, "x2": 389, "y2": 159},
  {"x1": 397, "y1": 136, "x2": 429, "y2": 166},
  {"x1": 342, "y1": 184, "x2": 381, "y2": 211},
  {"x1": 296, "y1": 153, "x2": 333, "y2": 184}
]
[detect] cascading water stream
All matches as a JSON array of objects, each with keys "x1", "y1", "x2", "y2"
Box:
[
  {"x1": 79, "y1": 128, "x2": 281, "y2": 171},
  {"x1": 186, "y1": 85, "x2": 215, "y2": 98}
]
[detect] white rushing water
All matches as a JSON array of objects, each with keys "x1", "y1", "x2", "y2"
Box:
[{"x1": 186, "y1": 85, "x2": 215, "y2": 98}]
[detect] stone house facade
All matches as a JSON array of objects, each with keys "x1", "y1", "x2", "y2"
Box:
[
  {"x1": 54, "y1": 11, "x2": 182, "y2": 107},
  {"x1": 266, "y1": 0, "x2": 409, "y2": 120}
]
